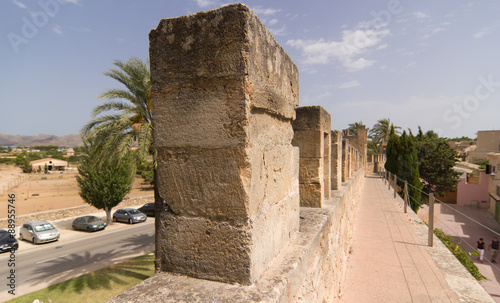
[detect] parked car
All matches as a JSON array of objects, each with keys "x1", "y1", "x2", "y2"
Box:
[
  {"x1": 19, "y1": 220, "x2": 60, "y2": 244},
  {"x1": 72, "y1": 215, "x2": 107, "y2": 232},
  {"x1": 0, "y1": 230, "x2": 18, "y2": 252},
  {"x1": 112, "y1": 208, "x2": 147, "y2": 224},
  {"x1": 137, "y1": 201, "x2": 168, "y2": 217}
]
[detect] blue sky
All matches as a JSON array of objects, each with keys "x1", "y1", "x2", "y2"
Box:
[{"x1": 1, "y1": 0, "x2": 500, "y2": 139}]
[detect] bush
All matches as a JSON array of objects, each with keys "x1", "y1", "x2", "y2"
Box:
[{"x1": 434, "y1": 228, "x2": 486, "y2": 281}]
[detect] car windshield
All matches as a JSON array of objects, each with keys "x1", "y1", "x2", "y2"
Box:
[
  {"x1": 128, "y1": 209, "x2": 140, "y2": 214},
  {"x1": 87, "y1": 217, "x2": 99, "y2": 223},
  {"x1": 0, "y1": 232, "x2": 11, "y2": 240},
  {"x1": 34, "y1": 223, "x2": 55, "y2": 232}
]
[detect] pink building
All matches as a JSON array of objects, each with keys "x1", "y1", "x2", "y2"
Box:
[{"x1": 455, "y1": 170, "x2": 489, "y2": 208}]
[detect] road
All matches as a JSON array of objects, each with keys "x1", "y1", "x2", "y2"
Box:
[{"x1": 0, "y1": 221, "x2": 154, "y2": 302}]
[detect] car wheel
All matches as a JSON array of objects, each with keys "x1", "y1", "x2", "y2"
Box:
[
  {"x1": 32, "y1": 237, "x2": 37, "y2": 244},
  {"x1": 73, "y1": 225, "x2": 77, "y2": 231},
  {"x1": 87, "y1": 227, "x2": 92, "y2": 232},
  {"x1": 128, "y1": 218, "x2": 133, "y2": 224},
  {"x1": 113, "y1": 217, "x2": 117, "y2": 222}
]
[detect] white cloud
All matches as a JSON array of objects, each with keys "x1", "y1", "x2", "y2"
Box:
[
  {"x1": 269, "y1": 19, "x2": 278, "y2": 26},
  {"x1": 12, "y1": 0, "x2": 26, "y2": 9},
  {"x1": 286, "y1": 21, "x2": 390, "y2": 72},
  {"x1": 59, "y1": 0, "x2": 81, "y2": 4},
  {"x1": 270, "y1": 25, "x2": 286, "y2": 36},
  {"x1": 405, "y1": 62, "x2": 416, "y2": 69},
  {"x1": 194, "y1": 0, "x2": 213, "y2": 8},
  {"x1": 53, "y1": 25, "x2": 63, "y2": 35},
  {"x1": 474, "y1": 27, "x2": 491, "y2": 38},
  {"x1": 414, "y1": 11, "x2": 429, "y2": 19},
  {"x1": 337, "y1": 80, "x2": 360, "y2": 89},
  {"x1": 70, "y1": 26, "x2": 91, "y2": 32},
  {"x1": 422, "y1": 26, "x2": 445, "y2": 39},
  {"x1": 252, "y1": 7, "x2": 281, "y2": 16}
]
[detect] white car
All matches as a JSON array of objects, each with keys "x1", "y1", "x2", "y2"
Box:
[{"x1": 19, "y1": 220, "x2": 60, "y2": 244}]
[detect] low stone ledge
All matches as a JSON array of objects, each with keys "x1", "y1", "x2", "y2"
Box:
[{"x1": 108, "y1": 171, "x2": 365, "y2": 303}]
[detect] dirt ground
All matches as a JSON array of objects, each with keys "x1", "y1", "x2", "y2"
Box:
[{"x1": 0, "y1": 164, "x2": 154, "y2": 218}]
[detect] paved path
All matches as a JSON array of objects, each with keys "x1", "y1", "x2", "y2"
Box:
[{"x1": 341, "y1": 175, "x2": 461, "y2": 302}]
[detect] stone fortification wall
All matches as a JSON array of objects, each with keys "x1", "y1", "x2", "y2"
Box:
[
  {"x1": 108, "y1": 170, "x2": 364, "y2": 303},
  {"x1": 367, "y1": 154, "x2": 386, "y2": 173},
  {"x1": 292, "y1": 106, "x2": 331, "y2": 207},
  {"x1": 109, "y1": 3, "x2": 367, "y2": 302},
  {"x1": 150, "y1": 3, "x2": 299, "y2": 285}
]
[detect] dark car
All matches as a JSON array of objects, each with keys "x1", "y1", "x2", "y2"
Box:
[
  {"x1": 72, "y1": 216, "x2": 107, "y2": 232},
  {"x1": 0, "y1": 230, "x2": 18, "y2": 252},
  {"x1": 137, "y1": 202, "x2": 168, "y2": 217},
  {"x1": 112, "y1": 208, "x2": 147, "y2": 224}
]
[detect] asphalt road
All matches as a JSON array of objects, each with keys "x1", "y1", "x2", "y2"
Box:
[{"x1": 0, "y1": 220, "x2": 154, "y2": 302}]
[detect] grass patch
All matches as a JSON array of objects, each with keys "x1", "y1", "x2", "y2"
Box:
[
  {"x1": 7, "y1": 253, "x2": 155, "y2": 303},
  {"x1": 434, "y1": 228, "x2": 486, "y2": 281}
]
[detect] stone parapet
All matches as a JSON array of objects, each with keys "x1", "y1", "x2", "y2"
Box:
[
  {"x1": 331, "y1": 130, "x2": 343, "y2": 190},
  {"x1": 292, "y1": 106, "x2": 331, "y2": 207},
  {"x1": 150, "y1": 3, "x2": 299, "y2": 285},
  {"x1": 108, "y1": 170, "x2": 365, "y2": 303}
]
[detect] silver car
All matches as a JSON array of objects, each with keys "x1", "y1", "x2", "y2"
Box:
[
  {"x1": 19, "y1": 220, "x2": 60, "y2": 244},
  {"x1": 112, "y1": 208, "x2": 147, "y2": 224}
]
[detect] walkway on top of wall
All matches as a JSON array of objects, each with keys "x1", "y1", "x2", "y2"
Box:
[{"x1": 340, "y1": 174, "x2": 494, "y2": 303}]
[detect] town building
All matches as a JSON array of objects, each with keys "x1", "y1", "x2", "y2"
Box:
[{"x1": 30, "y1": 158, "x2": 68, "y2": 171}]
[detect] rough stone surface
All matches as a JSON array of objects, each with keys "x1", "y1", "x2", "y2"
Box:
[
  {"x1": 331, "y1": 130, "x2": 343, "y2": 190},
  {"x1": 150, "y1": 3, "x2": 299, "y2": 284},
  {"x1": 292, "y1": 106, "x2": 331, "y2": 207},
  {"x1": 108, "y1": 170, "x2": 365, "y2": 303}
]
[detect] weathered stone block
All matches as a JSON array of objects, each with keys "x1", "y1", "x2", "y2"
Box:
[
  {"x1": 292, "y1": 106, "x2": 331, "y2": 131},
  {"x1": 331, "y1": 130, "x2": 343, "y2": 190},
  {"x1": 299, "y1": 158, "x2": 323, "y2": 184},
  {"x1": 292, "y1": 131, "x2": 323, "y2": 158},
  {"x1": 150, "y1": 3, "x2": 299, "y2": 148},
  {"x1": 150, "y1": 3, "x2": 300, "y2": 285},
  {"x1": 299, "y1": 183, "x2": 323, "y2": 208},
  {"x1": 292, "y1": 106, "x2": 331, "y2": 207}
]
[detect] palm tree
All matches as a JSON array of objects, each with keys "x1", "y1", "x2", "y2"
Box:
[
  {"x1": 347, "y1": 121, "x2": 363, "y2": 136},
  {"x1": 82, "y1": 57, "x2": 153, "y2": 163},
  {"x1": 369, "y1": 118, "x2": 401, "y2": 152},
  {"x1": 81, "y1": 57, "x2": 161, "y2": 271}
]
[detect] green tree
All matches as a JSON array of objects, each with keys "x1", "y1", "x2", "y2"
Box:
[
  {"x1": 385, "y1": 129, "x2": 422, "y2": 212},
  {"x1": 76, "y1": 146, "x2": 134, "y2": 225},
  {"x1": 81, "y1": 57, "x2": 161, "y2": 269},
  {"x1": 370, "y1": 118, "x2": 401, "y2": 152},
  {"x1": 347, "y1": 121, "x2": 363, "y2": 136},
  {"x1": 415, "y1": 127, "x2": 460, "y2": 196}
]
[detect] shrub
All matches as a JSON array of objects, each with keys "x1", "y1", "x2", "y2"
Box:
[{"x1": 434, "y1": 228, "x2": 486, "y2": 281}]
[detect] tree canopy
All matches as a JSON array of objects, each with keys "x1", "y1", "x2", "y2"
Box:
[
  {"x1": 415, "y1": 127, "x2": 460, "y2": 196},
  {"x1": 76, "y1": 145, "x2": 135, "y2": 225}
]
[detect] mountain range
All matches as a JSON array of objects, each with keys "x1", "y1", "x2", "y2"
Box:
[{"x1": 0, "y1": 133, "x2": 83, "y2": 147}]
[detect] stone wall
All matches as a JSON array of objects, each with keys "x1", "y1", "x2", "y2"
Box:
[
  {"x1": 108, "y1": 170, "x2": 365, "y2": 303},
  {"x1": 292, "y1": 106, "x2": 331, "y2": 207},
  {"x1": 367, "y1": 154, "x2": 386, "y2": 173},
  {"x1": 331, "y1": 130, "x2": 343, "y2": 190},
  {"x1": 109, "y1": 3, "x2": 368, "y2": 302},
  {"x1": 150, "y1": 3, "x2": 299, "y2": 285}
]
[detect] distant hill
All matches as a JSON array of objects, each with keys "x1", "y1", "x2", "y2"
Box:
[{"x1": 0, "y1": 133, "x2": 83, "y2": 147}]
